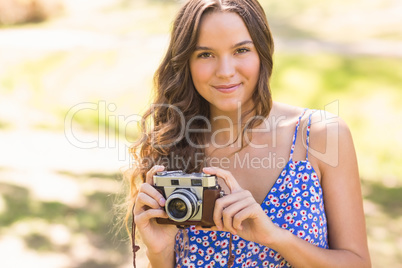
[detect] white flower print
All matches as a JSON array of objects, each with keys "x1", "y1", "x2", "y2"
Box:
[{"x1": 175, "y1": 132, "x2": 329, "y2": 267}]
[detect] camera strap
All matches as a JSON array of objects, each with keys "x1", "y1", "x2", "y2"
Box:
[
  {"x1": 131, "y1": 204, "x2": 140, "y2": 268},
  {"x1": 228, "y1": 233, "x2": 234, "y2": 267}
]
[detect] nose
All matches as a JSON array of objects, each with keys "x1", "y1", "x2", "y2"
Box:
[{"x1": 216, "y1": 56, "x2": 235, "y2": 78}]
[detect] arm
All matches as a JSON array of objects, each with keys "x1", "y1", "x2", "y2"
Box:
[
  {"x1": 269, "y1": 117, "x2": 371, "y2": 267},
  {"x1": 146, "y1": 247, "x2": 175, "y2": 268},
  {"x1": 134, "y1": 165, "x2": 178, "y2": 268}
]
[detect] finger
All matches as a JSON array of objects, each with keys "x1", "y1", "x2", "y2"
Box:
[
  {"x1": 135, "y1": 208, "x2": 168, "y2": 226},
  {"x1": 134, "y1": 192, "x2": 162, "y2": 215},
  {"x1": 213, "y1": 191, "x2": 244, "y2": 230},
  {"x1": 221, "y1": 196, "x2": 255, "y2": 234},
  {"x1": 145, "y1": 165, "x2": 166, "y2": 184},
  {"x1": 137, "y1": 183, "x2": 166, "y2": 207},
  {"x1": 232, "y1": 203, "x2": 261, "y2": 230},
  {"x1": 203, "y1": 167, "x2": 242, "y2": 193}
]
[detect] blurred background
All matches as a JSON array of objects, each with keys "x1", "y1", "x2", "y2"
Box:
[{"x1": 0, "y1": 0, "x2": 401, "y2": 267}]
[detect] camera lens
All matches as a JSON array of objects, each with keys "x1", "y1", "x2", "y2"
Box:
[
  {"x1": 165, "y1": 189, "x2": 199, "y2": 222},
  {"x1": 167, "y1": 198, "x2": 187, "y2": 219}
]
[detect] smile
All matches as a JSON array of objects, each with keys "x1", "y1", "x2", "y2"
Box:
[{"x1": 212, "y1": 83, "x2": 241, "y2": 93}]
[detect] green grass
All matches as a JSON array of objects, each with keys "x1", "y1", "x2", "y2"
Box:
[
  {"x1": 0, "y1": 181, "x2": 130, "y2": 267},
  {"x1": 271, "y1": 53, "x2": 402, "y2": 182},
  {"x1": 1, "y1": 52, "x2": 67, "y2": 93}
]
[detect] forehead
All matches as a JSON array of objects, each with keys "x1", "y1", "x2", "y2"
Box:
[{"x1": 197, "y1": 11, "x2": 252, "y2": 45}]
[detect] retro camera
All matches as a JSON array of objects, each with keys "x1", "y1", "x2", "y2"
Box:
[{"x1": 153, "y1": 170, "x2": 223, "y2": 227}]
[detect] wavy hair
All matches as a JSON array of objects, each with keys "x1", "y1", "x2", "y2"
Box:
[{"x1": 124, "y1": 0, "x2": 274, "y2": 234}]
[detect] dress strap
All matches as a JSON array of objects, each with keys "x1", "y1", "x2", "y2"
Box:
[
  {"x1": 305, "y1": 110, "x2": 315, "y2": 160},
  {"x1": 289, "y1": 108, "x2": 308, "y2": 161}
]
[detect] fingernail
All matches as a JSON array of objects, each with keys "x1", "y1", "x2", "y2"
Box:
[
  {"x1": 203, "y1": 167, "x2": 212, "y2": 172},
  {"x1": 159, "y1": 198, "x2": 166, "y2": 206}
]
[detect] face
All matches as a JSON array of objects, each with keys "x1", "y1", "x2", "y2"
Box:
[{"x1": 189, "y1": 11, "x2": 260, "y2": 117}]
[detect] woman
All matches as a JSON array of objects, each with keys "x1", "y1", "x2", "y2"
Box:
[{"x1": 127, "y1": 0, "x2": 371, "y2": 267}]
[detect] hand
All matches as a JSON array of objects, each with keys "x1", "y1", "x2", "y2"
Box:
[
  {"x1": 133, "y1": 165, "x2": 178, "y2": 254},
  {"x1": 200, "y1": 166, "x2": 281, "y2": 246}
]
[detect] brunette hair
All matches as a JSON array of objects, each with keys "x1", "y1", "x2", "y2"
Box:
[{"x1": 124, "y1": 0, "x2": 274, "y2": 234}]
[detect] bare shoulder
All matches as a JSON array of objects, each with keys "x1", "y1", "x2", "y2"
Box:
[
  {"x1": 271, "y1": 104, "x2": 353, "y2": 146},
  {"x1": 307, "y1": 110, "x2": 356, "y2": 173},
  {"x1": 307, "y1": 110, "x2": 352, "y2": 139},
  {"x1": 308, "y1": 110, "x2": 352, "y2": 145},
  {"x1": 270, "y1": 101, "x2": 306, "y2": 125}
]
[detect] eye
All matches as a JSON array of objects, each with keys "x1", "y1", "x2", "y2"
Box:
[
  {"x1": 235, "y1": 48, "x2": 250, "y2": 54},
  {"x1": 197, "y1": 52, "x2": 212, "y2": 58}
]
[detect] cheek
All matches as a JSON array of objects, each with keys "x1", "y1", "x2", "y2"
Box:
[
  {"x1": 240, "y1": 56, "x2": 260, "y2": 81},
  {"x1": 190, "y1": 62, "x2": 214, "y2": 86}
]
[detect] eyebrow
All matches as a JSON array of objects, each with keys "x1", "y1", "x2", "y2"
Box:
[{"x1": 194, "y1": 40, "x2": 254, "y2": 51}]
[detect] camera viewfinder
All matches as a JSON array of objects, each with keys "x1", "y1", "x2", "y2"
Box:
[{"x1": 191, "y1": 179, "x2": 202, "y2": 186}]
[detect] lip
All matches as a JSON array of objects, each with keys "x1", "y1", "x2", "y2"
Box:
[{"x1": 213, "y1": 83, "x2": 241, "y2": 93}]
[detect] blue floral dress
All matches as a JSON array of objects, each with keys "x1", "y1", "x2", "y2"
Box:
[{"x1": 175, "y1": 110, "x2": 329, "y2": 267}]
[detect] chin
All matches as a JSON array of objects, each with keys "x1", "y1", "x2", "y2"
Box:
[{"x1": 211, "y1": 102, "x2": 248, "y2": 115}]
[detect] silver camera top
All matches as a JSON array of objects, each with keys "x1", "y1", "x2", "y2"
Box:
[
  {"x1": 154, "y1": 170, "x2": 217, "y2": 187},
  {"x1": 156, "y1": 170, "x2": 212, "y2": 177}
]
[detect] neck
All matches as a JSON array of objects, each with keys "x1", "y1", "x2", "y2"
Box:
[{"x1": 208, "y1": 104, "x2": 257, "y2": 147}]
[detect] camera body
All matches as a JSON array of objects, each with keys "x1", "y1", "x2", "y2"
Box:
[{"x1": 153, "y1": 170, "x2": 223, "y2": 228}]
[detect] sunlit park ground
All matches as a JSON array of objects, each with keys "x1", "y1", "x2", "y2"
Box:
[{"x1": 0, "y1": 0, "x2": 402, "y2": 267}]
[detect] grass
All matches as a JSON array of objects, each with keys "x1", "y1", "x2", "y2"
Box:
[
  {"x1": 0, "y1": 181, "x2": 130, "y2": 267},
  {"x1": 271, "y1": 53, "x2": 402, "y2": 183}
]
